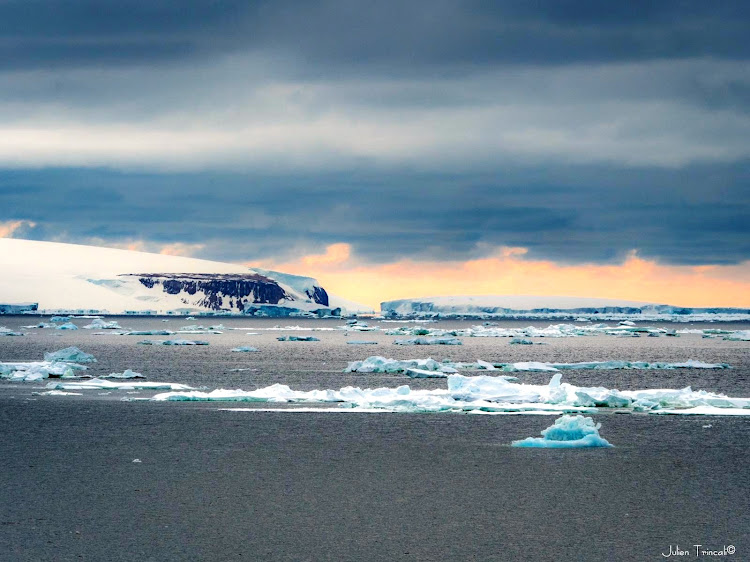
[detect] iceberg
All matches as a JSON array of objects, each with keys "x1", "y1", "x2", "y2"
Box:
[
  {"x1": 137, "y1": 339, "x2": 209, "y2": 346},
  {"x1": 511, "y1": 415, "x2": 614, "y2": 448},
  {"x1": 724, "y1": 330, "x2": 750, "y2": 341},
  {"x1": 55, "y1": 322, "x2": 78, "y2": 330},
  {"x1": 83, "y1": 318, "x2": 123, "y2": 330},
  {"x1": 276, "y1": 336, "x2": 320, "y2": 341},
  {"x1": 0, "y1": 360, "x2": 88, "y2": 381},
  {"x1": 0, "y1": 327, "x2": 24, "y2": 336},
  {"x1": 393, "y1": 337, "x2": 462, "y2": 345},
  {"x1": 231, "y1": 346, "x2": 260, "y2": 352},
  {"x1": 509, "y1": 338, "x2": 534, "y2": 345},
  {"x1": 345, "y1": 356, "x2": 458, "y2": 374},
  {"x1": 103, "y1": 369, "x2": 144, "y2": 379},
  {"x1": 44, "y1": 346, "x2": 97, "y2": 364}
]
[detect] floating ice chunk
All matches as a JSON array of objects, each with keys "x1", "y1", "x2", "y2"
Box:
[
  {"x1": 103, "y1": 369, "x2": 144, "y2": 379},
  {"x1": 38, "y1": 390, "x2": 83, "y2": 396},
  {"x1": 124, "y1": 330, "x2": 174, "y2": 336},
  {"x1": 138, "y1": 339, "x2": 209, "y2": 346},
  {"x1": 50, "y1": 316, "x2": 70, "y2": 322},
  {"x1": 724, "y1": 330, "x2": 750, "y2": 341},
  {"x1": 345, "y1": 356, "x2": 456, "y2": 374},
  {"x1": 83, "y1": 318, "x2": 123, "y2": 330},
  {"x1": 276, "y1": 336, "x2": 320, "y2": 341},
  {"x1": 501, "y1": 362, "x2": 560, "y2": 372},
  {"x1": 0, "y1": 360, "x2": 88, "y2": 381},
  {"x1": 44, "y1": 346, "x2": 97, "y2": 364},
  {"x1": 619, "y1": 321, "x2": 636, "y2": 326},
  {"x1": 509, "y1": 338, "x2": 534, "y2": 345},
  {"x1": 512, "y1": 415, "x2": 614, "y2": 448},
  {"x1": 47, "y1": 378, "x2": 195, "y2": 391},
  {"x1": 55, "y1": 323, "x2": 78, "y2": 330},
  {"x1": 231, "y1": 346, "x2": 260, "y2": 352},
  {"x1": 346, "y1": 340, "x2": 379, "y2": 345},
  {"x1": 406, "y1": 368, "x2": 449, "y2": 378},
  {"x1": 393, "y1": 337, "x2": 462, "y2": 345},
  {"x1": 0, "y1": 327, "x2": 24, "y2": 336}
]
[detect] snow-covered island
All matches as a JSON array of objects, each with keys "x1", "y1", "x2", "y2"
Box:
[{"x1": 0, "y1": 239, "x2": 372, "y2": 317}]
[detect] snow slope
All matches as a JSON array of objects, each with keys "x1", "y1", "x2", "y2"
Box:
[{"x1": 0, "y1": 238, "x2": 370, "y2": 315}]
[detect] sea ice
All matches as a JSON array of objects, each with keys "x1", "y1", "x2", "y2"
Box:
[
  {"x1": 0, "y1": 327, "x2": 24, "y2": 336},
  {"x1": 276, "y1": 336, "x2": 320, "y2": 341},
  {"x1": 511, "y1": 415, "x2": 614, "y2": 448},
  {"x1": 0, "y1": 360, "x2": 88, "y2": 381},
  {"x1": 123, "y1": 330, "x2": 174, "y2": 336},
  {"x1": 83, "y1": 318, "x2": 123, "y2": 330},
  {"x1": 231, "y1": 346, "x2": 260, "y2": 352},
  {"x1": 137, "y1": 339, "x2": 209, "y2": 345},
  {"x1": 55, "y1": 323, "x2": 78, "y2": 330},
  {"x1": 393, "y1": 337, "x2": 462, "y2": 345},
  {"x1": 345, "y1": 356, "x2": 458, "y2": 374},
  {"x1": 724, "y1": 330, "x2": 750, "y2": 341},
  {"x1": 44, "y1": 346, "x2": 97, "y2": 364},
  {"x1": 509, "y1": 338, "x2": 534, "y2": 345},
  {"x1": 47, "y1": 379, "x2": 195, "y2": 391},
  {"x1": 103, "y1": 369, "x2": 144, "y2": 379},
  {"x1": 346, "y1": 340, "x2": 379, "y2": 345},
  {"x1": 151, "y1": 373, "x2": 750, "y2": 416}
]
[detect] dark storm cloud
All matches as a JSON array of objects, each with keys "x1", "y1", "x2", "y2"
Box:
[
  {"x1": 1, "y1": 0, "x2": 748, "y2": 71},
  {"x1": 1, "y1": 1, "x2": 748, "y2": 268},
  {"x1": 2, "y1": 162, "x2": 748, "y2": 266}
]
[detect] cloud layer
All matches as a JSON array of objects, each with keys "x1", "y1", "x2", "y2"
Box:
[{"x1": 0, "y1": 0, "x2": 748, "y2": 298}]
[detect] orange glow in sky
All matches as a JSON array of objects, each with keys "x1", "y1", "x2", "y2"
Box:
[{"x1": 249, "y1": 243, "x2": 750, "y2": 309}]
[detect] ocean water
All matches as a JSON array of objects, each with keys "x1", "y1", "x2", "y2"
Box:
[{"x1": 1, "y1": 315, "x2": 749, "y2": 561}]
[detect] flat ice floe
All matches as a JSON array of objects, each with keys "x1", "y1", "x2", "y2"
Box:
[
  {"x1": 150, "y1": 373, "x2": 750, "y2": 416},
  {"x1": 0, "y1": 327, "x2": 24, "y2": 336},
  {"x1": 393, "y1": 337, "x2": 462, "y2": 345},
  {"x1": 511, "y1": 415, "x2": 614, "y2": 448},
  {"x1": 137, "y1": 339, "x2": 209, "y2": 345},
  {"x1": 231, "y1": 346, "x2": 259, "y2": 352},
  {"x1": 276, "y1": 336, "x2": 320, "y2": 341},
  {"x1": 48, "y1": 378, "x2": 194, "y2": 391}
]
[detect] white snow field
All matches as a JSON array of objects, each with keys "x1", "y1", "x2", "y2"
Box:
[{"x1": 0, "y1": 238, "x2": 372, "y2": 315}]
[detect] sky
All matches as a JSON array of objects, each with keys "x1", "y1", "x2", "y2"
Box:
[{"x1": 0, "y1": 1, "x2": 749, "y2": 307}]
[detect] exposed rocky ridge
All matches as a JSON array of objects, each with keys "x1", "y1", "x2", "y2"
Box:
[{"x1": 122, "y1": 272, "x2": 329, "y2": 312}]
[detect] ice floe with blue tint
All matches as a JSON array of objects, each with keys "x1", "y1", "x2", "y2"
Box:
[
  {"x1": 55, "y1": 322, "x2": 78, "y2": 330},
  {"x1": 724, "y1": 330, "x2": 750, "y2": 341},
  {"x1": 346, "y1": 340, "x2": 379, "y2": 345},
  {"x1": 0, "y1": 326, "x2": 24, "y2": 336},
  {"x1": 82, "y1": 318, "x2": 123, "y2": 330},
  {"x1": 511, "y1": 415, "x2": 614, "y2": 448},
  {"x1": 276, "y1": 335, "x2": 320, "y2": 341},
  {"x1": 44, "y1": 346, "x2": 97, "y2": 364},
  {"x1": 231, "y1": 346, "x2": 259, "y2": 352},
  {"x1": 393, "y1": 337, "x2": 462, "y2": 345},
  {"x1": 137, "y1": 339, "x2": 209, "y2": 346}
]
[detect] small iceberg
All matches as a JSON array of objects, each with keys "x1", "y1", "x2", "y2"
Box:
[
  {"x1": 55, "y1": 322, "x2": 79, "y2": 330},
  {"x1": 276, "y1": 336, "x2": 320, "y2": 341},
  {"x1": 44, "y1": 346, "x2": 97, "y2": 364},
  {"x1": 0, "y1": 327, "x2": 24, "y2": 336},
  {"x1": 138, "y1": 339, "x2": 209, "y2": 346},
  {"x1": 103, "y1": 369, "x2": 144, "y2": 379},
  {"x1": 393, "y1": 337, "x2": 462, "y2": 345},
  {"x1": 231, "y1": 346, "x2": 260, "y2": 353},
  {"x1": 346, "y1": 340, "x2": 379, "y2": 345},
  {"x1": 512, "y1": 415, "x2": 614, "y2": 448},
  {"x1": 83, "y1": 318, "x2": 123, "y2": 330},
  {"x1": 509, "y1": 338, "x2": 534, "y2": 345}
]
